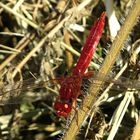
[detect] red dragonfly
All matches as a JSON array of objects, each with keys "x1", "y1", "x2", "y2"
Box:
[
  {"x1": 54, "y1": 12, "x2": 106, "y2": 118},
  {"x1": 0, "y1": 12, "x2": 106, "y2": 118}
]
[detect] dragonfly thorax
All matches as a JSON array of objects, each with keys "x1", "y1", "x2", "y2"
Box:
[{"x1": 59, "y1": 75, "x2": 82, "y2": 100}]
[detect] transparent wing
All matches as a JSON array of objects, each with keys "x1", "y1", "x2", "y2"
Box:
[
  {"x1": 0, "y1": 74, "x2": 140, "y2": 105},
  {"x1": 0, "y1": 76, "x2": 62, "y2": 105}
]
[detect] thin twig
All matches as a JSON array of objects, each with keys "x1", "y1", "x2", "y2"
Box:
[
  {"x1": 0, "y1": 33, "x2": 35, "y2": 71},
  {"x1": 0, "y1": 2, "x2": 39, "y2": 30},
  {"x1": 0, "y1": 44, "x2": 20, "y2": 52},
  {"x1": 0, "y1": 50, "x2": 16, "y2": 54}
]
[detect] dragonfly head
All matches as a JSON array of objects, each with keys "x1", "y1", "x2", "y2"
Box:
[{"x1": 54, "y1": 100, "x2": 72, "y2": 118}]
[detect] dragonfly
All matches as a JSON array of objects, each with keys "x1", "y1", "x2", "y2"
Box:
[
  {"x1": 53, "y1": 12, "x2": 106, "y2": 118},
  {"x1": 0, "y1": 12, "x2": 106, "y2": 118}
]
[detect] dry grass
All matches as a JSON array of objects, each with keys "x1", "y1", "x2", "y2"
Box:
[{"x1": 0, "y1": 0, "x2": 140, "y2": 140}]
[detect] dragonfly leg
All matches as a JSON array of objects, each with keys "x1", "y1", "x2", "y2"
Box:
[{"x1": 83, "y1": 71, "x2": 94, "y2": 78}]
